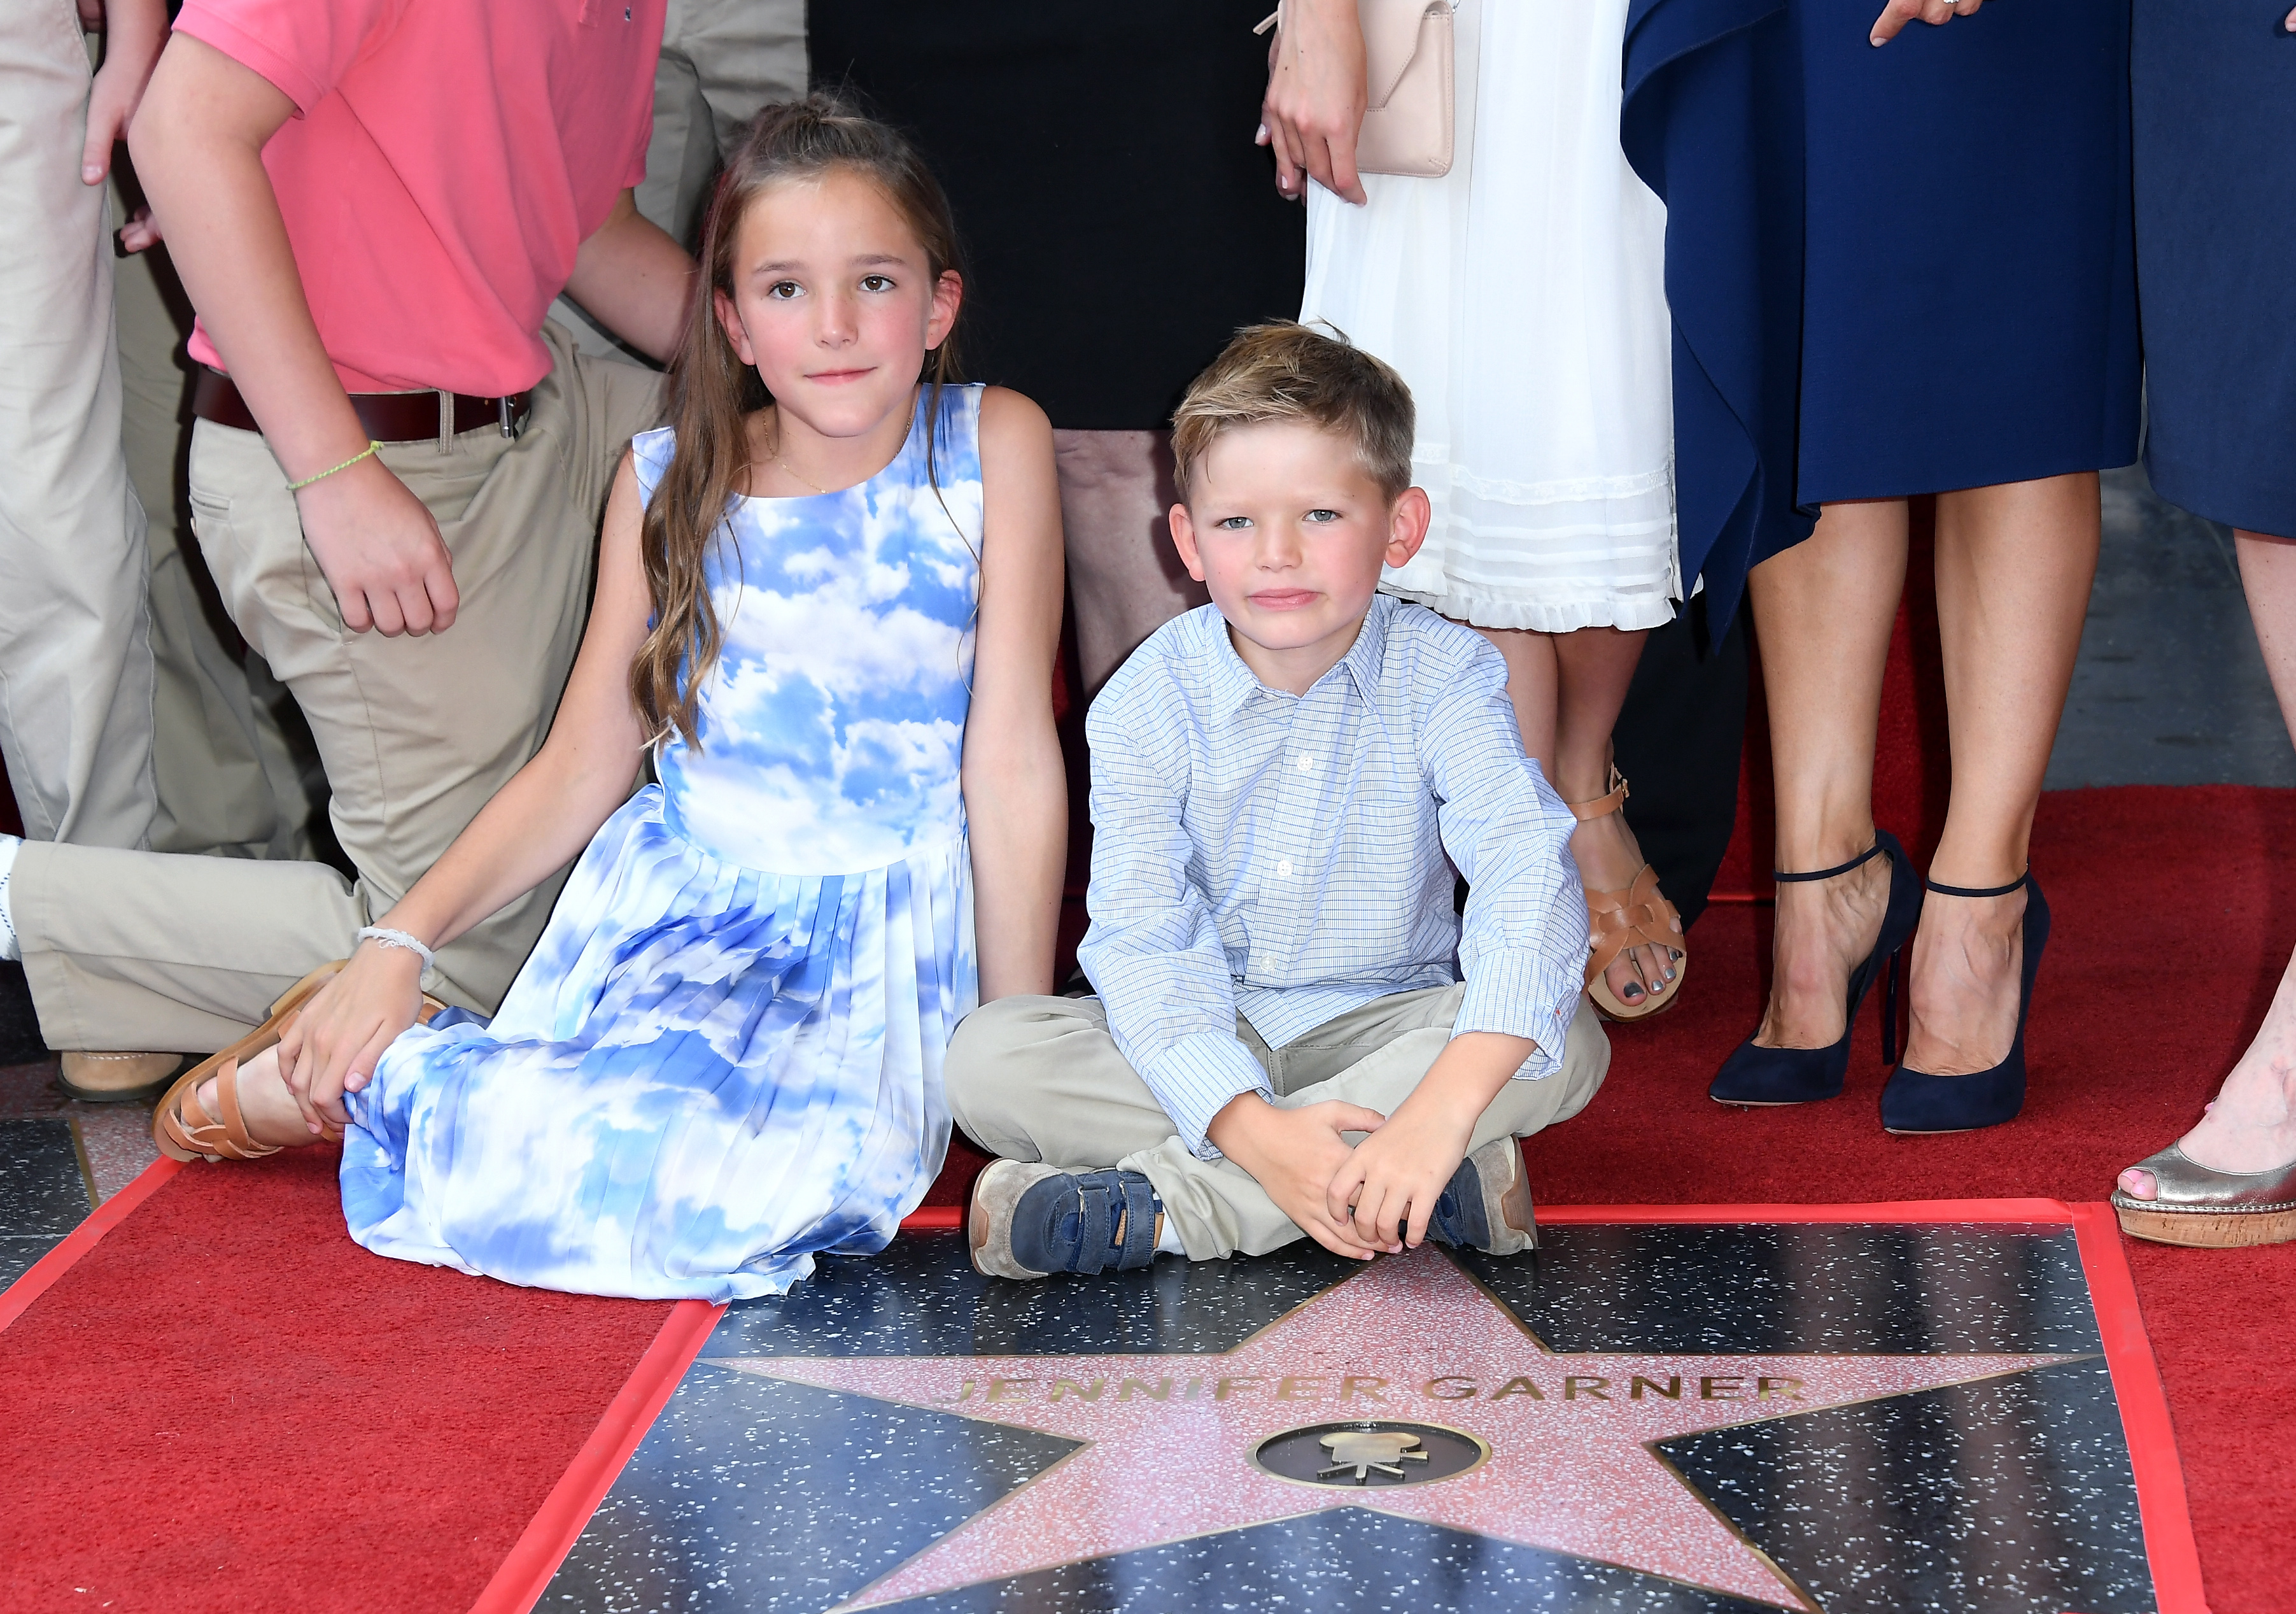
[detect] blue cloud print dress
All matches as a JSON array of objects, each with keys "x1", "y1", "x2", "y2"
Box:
[{"x1": 339, "y1": 385, "x2": 983, "y2": 1301}]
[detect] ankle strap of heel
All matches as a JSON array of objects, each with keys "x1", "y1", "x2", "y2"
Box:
[
  {"x1": 1566, "y1": 764, "x2": 1630, "y2": 823},
  {"x1": 1926, "y1": 870, "x2": 2030, "y2": 899},
  {"x1": 1772, "y1": 840, "x2": 1886, "y2": 884}
]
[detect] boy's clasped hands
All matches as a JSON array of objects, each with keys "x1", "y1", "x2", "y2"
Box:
[{"x1": 1208, "y1": 1030, "x2": 1535, "y2": 1259}]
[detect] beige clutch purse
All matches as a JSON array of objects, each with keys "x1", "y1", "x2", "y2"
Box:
[{"x1": 1257, "y1": 0, "x2": 1459, "y2": 180}]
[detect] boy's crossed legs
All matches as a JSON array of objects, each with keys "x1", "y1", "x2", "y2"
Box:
[{"x1": 948, "y1": 985, "x2": 1609, "y2": 1270}]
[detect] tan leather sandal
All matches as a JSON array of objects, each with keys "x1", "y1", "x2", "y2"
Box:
[
  {"x1": 1567, "y1": 767, "x2": 1687, "y2": 1023},
  {"x1": 153, "y1": 962, "x2": 445, "y2": 1163},
  {"x1": 155, "y1": 1052, "x2": 286, "y2": 1163}
]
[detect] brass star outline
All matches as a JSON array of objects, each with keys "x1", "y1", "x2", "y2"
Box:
[{"x1": 709, "y1": 1242, "x2": 2090, "y2": 1610}]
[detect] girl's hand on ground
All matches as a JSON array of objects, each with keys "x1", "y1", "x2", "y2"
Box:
[
  {"x1": 1324, "y1": 1096, "x2": 1475, "y2": 1252},
  {"x1": 294, "y1": 454, "x2": 460, "y2": 636},
  {"x1": 1258, "y1": 0, "x2": 1370, "y2": 204},
  {"x1": 1870, "y1": 0, "x2": 1984, "y2": 46},
  {"x1": 275, "y1": 942, "x2": 426, "y2": 1133},
  {"x1": 1208, "y1": 1093, "x2": 1389, "y2": 1259}
]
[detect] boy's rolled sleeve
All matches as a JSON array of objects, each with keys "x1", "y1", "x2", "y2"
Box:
[
  {"x1": 1453, "y1": 950, "x2": 1583, "y2": 1076},
  {"x1": 1136, "y1": 1032, "x2": 1276, "y2": 1158},
  {"x1": 1077, "y1": 695, "x2": 1270, "y2": 1159},
  {"x1": 1422, "y1": 639, "x2": 1589, "y2": 1076}
]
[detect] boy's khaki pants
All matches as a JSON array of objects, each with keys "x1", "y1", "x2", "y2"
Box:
[
  {"x1": 11, "y1": 325, "x2": 660, "y2": 1054},
  {"x1": 0, "y1": 1, "x2": 157, "y2": 856},
  {"x1": 113, "y1": 172, "x2": 314, "y2": 864},
  {"x1": 946, "y1": 985, "x2": 1610, "y2": 1261}
]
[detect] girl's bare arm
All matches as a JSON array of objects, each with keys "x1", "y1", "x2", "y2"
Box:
[
  {"x1": 275, "y1": 456, "x2": 659, "y2": 1121},
  {"x1": 964, "y1": 388, "x2": 1069, "y2": 1001}
]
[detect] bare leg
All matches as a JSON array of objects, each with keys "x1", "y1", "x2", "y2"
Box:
[
  {"x1": 1054, "y1": 430, "x2": 1208, "y2": 697},
  {"x1": 1474, "y1": 623, "x2": 1670, "y2": 1007},
  {"x1": 1903, "y1": 474, "x2": 2098, "y2": 1074},
  {"x1": 1745, "y1": 500, "x2": 1906, "y2": 1049},
  {"x1": 194, "y1": 1044, "x2": 325, "y2": 1149},
  {"x1": 2123, "y1": 527, "x2": 2296, "y2": 1194}
]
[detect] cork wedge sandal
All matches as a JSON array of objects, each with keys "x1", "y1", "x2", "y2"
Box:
[{"x1": 1568, "y1": 767, "x2": 1687, "y2": 1023}]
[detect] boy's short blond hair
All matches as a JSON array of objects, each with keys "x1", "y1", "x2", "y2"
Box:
[{"x1": 1170, "y1": 322, "x2": 1416, "y2": 505}]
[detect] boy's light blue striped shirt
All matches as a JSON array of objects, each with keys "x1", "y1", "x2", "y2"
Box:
[{"x1": 1078, "y1": 595, "x2": 1589, "y2": 1159}]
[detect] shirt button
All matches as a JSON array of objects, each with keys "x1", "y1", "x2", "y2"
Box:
[
  {"x1": 1297, "y1": 754, "x2": 1316, "y2": 771},
  {"x1": 1276, "y1": 859, "x2": 1293, "y2": 877}
]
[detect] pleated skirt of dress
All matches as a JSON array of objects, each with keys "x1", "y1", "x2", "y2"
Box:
[
  {"x1": 1300, "y1": 0, "x2": 1679, "y2": 634},
  {"x1": 339, "y1": 786, "x2": 971, "y2": 1302}
]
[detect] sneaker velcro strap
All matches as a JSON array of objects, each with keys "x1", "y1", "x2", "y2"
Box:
[
  {"x1": 1072, "y1": 1177, "x2": 1115, "y2": 1274},
  {"x1": 1115, "y1": 1175, "x2": 1160, "y2": 1270}
]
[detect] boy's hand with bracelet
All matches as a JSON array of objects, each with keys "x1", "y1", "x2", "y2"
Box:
[
  {"x1": 1207, "y1": 1091, "x2": 1390, "y2": 1261},
  {"x1": 274, "y1": 923, "x2": 435, "y2": 1135},
  {"x1": 129, "y1": 36, "x2": 458, "y2": 639},
  {"x1": 292, "y1": 447, "x2": 461, "y2": 638}
]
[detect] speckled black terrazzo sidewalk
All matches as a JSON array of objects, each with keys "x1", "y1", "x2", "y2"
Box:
[{"x1": 544, "y1": 1224, "x2": 2160, "y2": 1614}]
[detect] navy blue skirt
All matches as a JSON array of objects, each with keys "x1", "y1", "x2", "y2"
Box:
[
  {"x1": 1623, "y1": 0, "x2": 2141, "y2": 628},
  {"x1": 2135, "y1": 1, "x2": 2296, "y2": 538}
]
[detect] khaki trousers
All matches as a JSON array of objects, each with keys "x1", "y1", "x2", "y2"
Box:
[
  {"x1": 553, "y1": 0, "x2": 807, "y2": 358},
  {"x1": 12, "y1": 325, "x2": 661, "y2": 1052},
  {"x1": 946, "y1": 986, "x2": 1609, "y2": 1261},
  {"x1": 111, "y1": 178, "x2": 314, "y2": 862},
  {"x1": 0, "y1": 1, "x2": 155, "y2": 851}
]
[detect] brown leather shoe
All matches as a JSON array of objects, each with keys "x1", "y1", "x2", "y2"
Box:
[{"x1": 57, "y1": 1050, "x2": 187, "y2": 1103}]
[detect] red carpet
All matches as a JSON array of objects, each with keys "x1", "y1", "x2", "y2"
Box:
[
  {"x1": 0, "y1": 1150, "x2": 677, "y2": 1614},
  {"x1": 3, "y1": 785, "x2": 2289, "y2": 1612}
]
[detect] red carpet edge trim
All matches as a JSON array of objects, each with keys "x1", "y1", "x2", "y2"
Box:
[
  {"x1": 2069, "y1": 1202, "x2": 2208, "y2": 1614},
  {"x1": 469, "y1": 1296, "x2": 728, "y2": 1614},
  {"x1": 0, "y1": 1154, "x2": 183, "y2": 1336}
]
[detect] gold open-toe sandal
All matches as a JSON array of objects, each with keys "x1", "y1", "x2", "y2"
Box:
[
  {"x1": 2111, "y1": 1144, "x2": 2296, "y2": 1249},
  {"x1": 1568, "y1": 767, "x2": 1687, "y2": 1023}
]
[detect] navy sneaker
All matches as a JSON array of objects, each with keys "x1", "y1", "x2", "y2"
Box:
[
  {"x1": 969, "y1": 1161, "x2": 1164, "y2": 1279},
  {"x1": 1423, "y1": 1138, "x2": 1539, "y2": 1256}
]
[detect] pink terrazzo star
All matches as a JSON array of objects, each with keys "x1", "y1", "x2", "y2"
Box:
[{"x1": 714, "y1": 1243, "x2": 2087, "y2": 1611}]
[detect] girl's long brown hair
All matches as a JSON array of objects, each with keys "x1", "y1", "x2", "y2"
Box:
[{"x1": 632, "y1": 93, "x2": 968, "y2": 751}]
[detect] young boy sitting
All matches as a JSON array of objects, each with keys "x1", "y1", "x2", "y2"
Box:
[{"x1": 945, "y1": 322, "x2": 1609, "y2": 1278}]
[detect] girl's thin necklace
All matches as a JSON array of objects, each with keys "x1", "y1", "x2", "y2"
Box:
[
  {"x1": 761, "y1": 427, "x2": 831, "y2": 496},
  {"x1": 775, "y1": 454, "x2": 829, "y2": 495}
]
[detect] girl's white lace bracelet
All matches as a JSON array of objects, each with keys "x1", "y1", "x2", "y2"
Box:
[{"x1": 356, "y1": 925, "x2": 435, "y2": 972}]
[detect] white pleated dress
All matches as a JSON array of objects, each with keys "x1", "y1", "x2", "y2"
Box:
[{"x1": 1300, "y1": 0, "x2": 1678, "y2": 633}]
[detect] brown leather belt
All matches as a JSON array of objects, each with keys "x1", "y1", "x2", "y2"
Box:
[{"x1": 192, "y1": 368, "x2": 532, "y2": 443}]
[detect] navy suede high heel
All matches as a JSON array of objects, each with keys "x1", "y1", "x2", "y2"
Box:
[
  {"x1": 1709, "y1": 830, "x2": 1924, "y2": 1107},
  {"x1": 1880, "y1": 872, "x2": 2048, "y2": 1135}
]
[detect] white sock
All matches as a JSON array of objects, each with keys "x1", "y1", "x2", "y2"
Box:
[
  {"x1": 1155, "y1": 1209, "x2": 1185, "y2": 1256},
  {"x1": 0, "y1": 833, "x2": 19, "y2": 962}
]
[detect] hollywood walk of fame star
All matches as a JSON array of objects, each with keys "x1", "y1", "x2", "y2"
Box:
[{"x1": 711, "y1": 1243, "x2": 2090, "y2": 1611}]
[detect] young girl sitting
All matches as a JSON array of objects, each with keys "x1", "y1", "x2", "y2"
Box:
[{"x1": 146, "y1": 97, "x2": 1067, "y2": 1302}]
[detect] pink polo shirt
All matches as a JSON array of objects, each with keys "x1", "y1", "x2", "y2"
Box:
[{"x1": 175, "y1": 0, "x2": 664, "y2": 396}]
